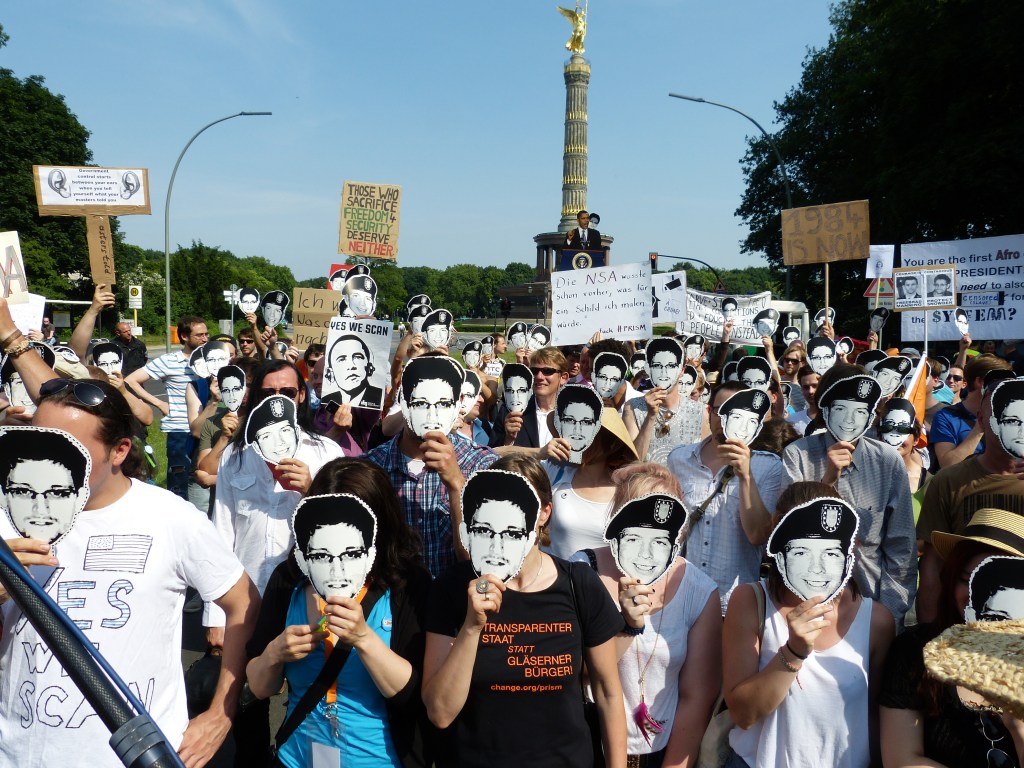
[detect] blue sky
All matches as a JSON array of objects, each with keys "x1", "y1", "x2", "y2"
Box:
[{"x1": 3, "y1": 1, "x2": 834, "y2": 282}]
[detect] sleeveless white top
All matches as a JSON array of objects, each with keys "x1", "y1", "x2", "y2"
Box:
[
  {"x1": 729, "y1": 585, "x2": 872, "y2": 768},
  {"x1": 619, "y1": 561, "x2": 719, "y2": 754},
  {"x1": 542, "y1": 463, "x2": 613, "y2": 559}
]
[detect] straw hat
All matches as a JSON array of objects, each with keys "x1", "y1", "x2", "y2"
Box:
[
  {"x1": 931, "y1": 509, "x2": 1024, "y2": 560},
  {"x1": 600, "y1": 406, "x2": 639, "y2": 461},
  {"x1": 924, "y1": 619, "x2": 1024, "y2": 719}
]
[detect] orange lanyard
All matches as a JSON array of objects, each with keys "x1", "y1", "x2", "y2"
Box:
[{"x1": 316, "y1": 585, "x2": 368, "y2": 707}]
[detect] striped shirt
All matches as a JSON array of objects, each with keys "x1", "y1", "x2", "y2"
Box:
[
  {"x1": 143, "y1": 351, "x2": 197, "y2": 433},
  {"x1": 364, "y1": 432, "x2": 497, "y2": 577}
]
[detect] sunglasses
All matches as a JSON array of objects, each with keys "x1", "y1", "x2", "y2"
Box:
[
  {"x1": 946, "y1": 375, "x2": 963, "y2": 382},
  {"x1": 238, "y1": 338, "x2": 256, "y2": 345},
  {"x1": 880, "y1": 423, "x2": 915, "y2": 435},
  {"x1": 258, "y1": 387, "x2": 299, "y2": 400},
  {"x1": 782, "y1": 357, "x2": 802, "y2": 364},
  {"x1": 530, "y1": 367, "x2": 560, "y2": 377},
  {"x1": 39, "y1": 378, "x2": 107, "y2": 406}
]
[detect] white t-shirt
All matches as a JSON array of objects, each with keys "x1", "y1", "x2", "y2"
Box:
[
  {"x1": 535, "y1": 406, "x2": 554, "y2": 448},
  {"x1": 541, "y1": 463, "x2": 613, "y2": 559},
  {"x1": 0, "y1": 480, "x2": 244, "y2": 766}
]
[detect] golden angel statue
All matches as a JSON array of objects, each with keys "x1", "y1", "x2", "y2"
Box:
[{"x1": 557, "y1": 2, "x2": 587, "y2": 54}]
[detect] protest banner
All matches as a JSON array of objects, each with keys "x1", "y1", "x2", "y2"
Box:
[
  {"x1": 292, "y1": 287, "x2": 343, "y2": 346},
  {"x1": 679, "y1": 289, "x2": 773, "y2": 343},
  {"x1": 321, "y1": 316, "x2": 393, "y2": 411},
  {"x1": 782, "y1": 200, "x2": 870, "y2": 266},
  {"x1": 651, "y1": 271, "x2": 687, "y2": 325},
  {"x1": 33, "y1": 166, "x2": 151, "y2": 216},
  {"x1": 892, "y1": 265, "x2": 956, "y2": 311},
  {"x1": 0, "y1": 231, "x2": 29, "y2": 304},
  {"x1": 8, "y1": 293, "x2": 45, "y2": 334},
  {"x1": 899, "y1": 232, "x2": 1024, "y2": 341},
  {"x1": 550, "y1": 262, "x2": 652, "y2": 346},
  {"x1": 85, "y1": 215, "x2": 116, "y2": 284},
  {"x1": 338, "y1": 181, "x2": 401, "y2": 260}
]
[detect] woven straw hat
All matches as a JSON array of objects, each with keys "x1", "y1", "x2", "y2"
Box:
[
  {"x1": 924, "y1": 619, "x2": 1024, "y2": 719},
  {"x1": 931, "y1": 508, "x2": 1024, "y2": 561}
]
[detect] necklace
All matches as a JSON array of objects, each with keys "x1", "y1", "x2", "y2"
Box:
[
  {"x1": 511, "y1": 553, "x2": 546, "y2": 592},
  {"x1": 655, "y1": 406, "x2": 676, "y2": 438},
  {"x1": 633, "y1": 602, "x2": 666, "y2": 745}
]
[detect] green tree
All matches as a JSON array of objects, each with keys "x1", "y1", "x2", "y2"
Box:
[
  {"x1": 736, "y1": 0, "x2": 1024, "y2": 337},
  {"x1": 0, "y1": 24, "x2": 94, "y2": 299}
]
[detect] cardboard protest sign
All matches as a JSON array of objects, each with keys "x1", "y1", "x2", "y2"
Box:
[
  {"x1": 91, "y1": 342, "x2": 123, "y2": 375},
  {"x1": 869, "y1": 307, "x2": 891, "y2": 332},
  {"x1": 342, "y1": 274, "x2": 378, "y2": 317},
  {"x1": 462, "y1": 341, "x2": 483, "y2": 370},
  {"x1": 717, "y1": 388, "x2": 771, "y2": 445},
  {"x1": 736, "y1": 357, "x2": 773, "y2": 392},
  {"x1": 0, "y1": 232, "x2": 29, "y2": 304},
  {"x1": 899, "y1": 234, "x2": 1024, "y2": 341},
  {"x1": 238, "y1": 288, "x2": 261, "y2": 315},
  {"x1": 550, "y1": 262, "x2": 652, "y2": 346},
  {"x1": 216, "y1": 365, "x2": 247, "y2": 413},
  {"x1": 605, "y1": 493, "x2": 685, "y2": 586},
  {"x1": 245, "y1": 395, "x2": 299, "y2": 464},
  {"x1": 459, "y1": 469, "x2": 541, "y2": 582},
  {"x1": 753, "y1": 308, "x2": 780, "y2": 338},
  {"x1": 966, "y1": 556, "x2": 1024, "y2": 623},
  {"x1": 0, "y1": 426, "x2": 91, "y2": 545},
  {"x1": 766, "y1": 497, "x2": 859, "y2": 603},
  {"x1": 866, "y1": 244, "x2": 895, "y2": 279},
  {"x1": 408, "y1": 304, "x2": 430, "y2": 335},
  {"x1": 459, "y1": 370, "x2": 483, "y2": 418},
  {"x1": 321, "y1": 316, "x2": 392, "y2": 411},
  {"x1": 338, "y1": 181, "x2": 401, "y2": 260},
  {"x1": 188, "y1": 347, "x2": 209, "y2": 379},
  {"x1": 33, "y1": 166, "x2": 151, "y2": 216},
  {"x1": 680, "y1": 289, "x2": 772, "y2": 344},
  {"x1": 872, "y1": 355, "x2": 913, "y2": 397},
  {"x1": 554, "y1": 385, "x2": 604, "y2": 464},
  {"x1": 508, "y1": 322, "x2": 529, "y2": 351},
  {"x1": 293, "y1": 288, "x2": 343, "y2": 347},
  {"x1": 782, "y1": 326, "x2": 801, "y2": 345},
  {"x1": 781, "y1": 199, "x2": 870, "y2": 266},
  {"x1": 200, "y1": 340, "x2": 232, "y2": 378},
  {"x1": 293, "y1": 494, "x2": 377, "y2": 601},
  {"x1": 651, "y1": 271, "x2": 687, "y2": 324},
  {"x1": 527, "y1": 324, "x2": 551, "y2": 352},
  {"x1": 261, "y1": 291, "x2": 289, "y2": 328},
  {"x1": 399, "y1": 356, "x2": 465, "y2": 438},
  {"x1": 818, "y1": 374, "x2": 882, "y2": 443},
  {"x1": 645, "y1": 338, "x2": 684, "y2": 391},
  {"x1": 806, "y1": 337, "x2": 838, "y2": 376},
  {"x1": 422, "y1": 309, "x2": 455, "y2": 350}
]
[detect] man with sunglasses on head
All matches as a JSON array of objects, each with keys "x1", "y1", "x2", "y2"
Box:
[
  {"x1": 0, "y1": 298, "x2": 260, "y2": 768},
  {"x1": 126, "y1": 316, "x2": 210, "y2": 505}
]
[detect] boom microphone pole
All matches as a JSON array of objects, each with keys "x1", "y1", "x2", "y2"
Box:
[{"x1": 0, "y1": 538, "x2": 185, "y2": 768}]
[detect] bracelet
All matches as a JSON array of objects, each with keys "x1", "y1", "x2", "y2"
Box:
[
  {"x1": 786, "y1": 641, "x2": 809, "y2": 660},
  {"x1": 622, "y1": 623, "x2": 645, "y2": 636},
  {"x1": 0, "y1": 329, "x2": 22, "y2": 350},
  {"x1": 4, "y1": 339, "x2": 32, "y2": 359},
  {"x1": 778, "y1": 647, "x2": 803, "y2": 689}
]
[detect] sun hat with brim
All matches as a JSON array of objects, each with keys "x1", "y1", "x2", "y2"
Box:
[
  {"x1": 924, "y1": 619, "x2": 1024, "y2": 719},
  {"x1": 932, "y1": 508, "x2": 1024, "y2": 560},
  {"x1": 600, "y1": 407, "x2": 639, "y2": 461}
]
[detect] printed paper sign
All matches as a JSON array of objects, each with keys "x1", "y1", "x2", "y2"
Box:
[
  {"x1": 782, "y1": 199, "x2": 870, "y2": 265},
  {"x1": 550, "y1": 261, "x2": 652, "y2": 346},
  {"x1": 651, "y1": 271, "x2": 687, "y2": 324},
  {"x1": 899, "y1": 233, "x2": 1024, "y2": 341},
  {"x1": 33, "y1": 165, "x2": 151, "y2": 216},
  {"x1": 338, "y1": 181, "x2": 401, "y2": 260},
  {"x1": 0, "y1": 231, "x2": 29, "y2": 304},
  {"x1": 8, "y1": 293, "x2": 46, "y2": 334},
  {"x1": 679, "y1": 289, "x2": 773, "y2": 343},
  {"x1": 866, "y1": 244, "x2": 895, "y2": 279},
  {"x1": 892, "y1": 265, "x2": 956, "y2": 311},
  {"x1": 322, "y1": 316, "x2": 393, "y2": 411}
]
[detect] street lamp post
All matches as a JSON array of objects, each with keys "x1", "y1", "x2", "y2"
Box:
[
  {"x1": 164, "y1": 111, "x2": 272, "y2": 352},
  {"x1": 668, "y1": 93, "x2": 794, "y2": 299}
]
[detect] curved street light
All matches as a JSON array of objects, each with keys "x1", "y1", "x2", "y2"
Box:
[
  {"x1": 668, "y1": 93, "x2": 793, "y2": 299},
  {"x1": 164, "y1": 111, "x2": 272, "y2": 352}
]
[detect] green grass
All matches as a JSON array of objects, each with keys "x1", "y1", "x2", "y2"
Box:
[{"x1": 146, "y1": 419, "x2": 168, "y2": 486}]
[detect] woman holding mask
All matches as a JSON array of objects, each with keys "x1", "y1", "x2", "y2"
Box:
[
  {"x1": 584, "y1": 463, "x2": 722, "y2": 768},
  {"x1": 722, "y1": 481, "x2": 894, "y2": 768},
  {"x1": 245, "y1": 457, "x2": 431, "y2": 768},
  {"x1": 422, "y1": 455, "x2": 627, "y2": 768}
]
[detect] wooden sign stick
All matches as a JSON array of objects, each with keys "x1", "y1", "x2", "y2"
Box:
[{"x1": 824, "y1": 263, "x2": 830, "y2": 325}]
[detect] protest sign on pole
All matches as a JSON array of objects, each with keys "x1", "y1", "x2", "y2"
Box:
[
  {"x1": 0, "y1": 231, "x2": 29, "y2": 305},
  {"x1": 550, "y1": 262, "x2": 652, "y2": 346},
  {"x1": 900, "y1": 233, "x2": 1024, "y2": 341},
  {"x1": 892, "y1": 265, "x2": 957, "y2": 311},
  {"x1": 651, "y1": 271, "x2": 687, "y2": 325},
  {"x1": 338, "y1": 181, "x2": 401, "y2": 260},
  {"x1": 867, "y1": 244, "x2": 895, "y2": 279},
  {"x1": 781, "y1": 200, "x2": 870, "y2": 266},
  {"x1": 85, "y1": 214, "x2": 116, "y2": 284},
  {"x1": 679, "y1": 289, "x2": 773, "y2": 343}
]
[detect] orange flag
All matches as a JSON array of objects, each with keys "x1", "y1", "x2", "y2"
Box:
[{"x1": 902, "y1": 354, "x2": 930, "y2": 446}]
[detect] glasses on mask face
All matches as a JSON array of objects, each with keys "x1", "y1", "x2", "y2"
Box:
[
  {"x1": 561, "y1": 415, "x2": 597, "y2": 428},
  {"x1": 467, "y1": 525, "x2": 529, "y2": 542},
  {"x1": 258, "y1": 387, "x2": 299, "y2": 400},
  {"x1": 306, "y1": 549, "x2": 368, "y2": 565},
  {"x1": 880, "y1": 423, "x2": 915, "y2": 435},
  {"x1": 978, "y1": 714, "x2": 1013, "y2": 768},
  {"x1": 408, "y1": 399, "x2": 456, "y2": 412},
  {"x1": 4, "y1": 485, "x2": 76, "y2": 503}
]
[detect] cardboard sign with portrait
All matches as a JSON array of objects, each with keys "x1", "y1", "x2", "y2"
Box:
[
  {"x1": 459, "y1": 469, "x2": 542, "y2": 583},
  {"x1": 293, "y1": 493, "x2": 377, "y2": 601},
  {"x1": 554, "y1": 385, "x2": 604, "y2": 464},
  {"x1": 893, "y1": 265, "x2": 957, "y2": 311},
  {"x1": 322, "y1": 317, "x2": 393, "y2": 412},
  {"x1": 399, "y1": 356, "x2": 466, "y2": 439},
  {"x1": 605, "y1": 493, "x2": 686, "y2": 586}
]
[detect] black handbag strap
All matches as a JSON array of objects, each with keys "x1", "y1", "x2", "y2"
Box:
[{"x1": 274, "y1": 586, "x2": 384, "y2": 750}]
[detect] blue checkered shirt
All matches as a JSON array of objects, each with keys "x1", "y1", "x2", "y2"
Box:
[{"x1": 364, "y1": 431, "x2": 496, "y2": 577}]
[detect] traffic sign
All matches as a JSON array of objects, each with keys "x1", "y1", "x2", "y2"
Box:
[
  {"x1": 867, "y1": 296, "x2": 894, "y2": 310},
  {"x1": 128, "y1": 285, "x2": 142, "y2": 309},
  {"x1": 863, "y1": 278, "x2": 894, "y2": 298},
  {"x1": 223, "y1": 289, "x2": 239, "y2": 304},
  {"x1": 714, "y1": 279, "x2": 727, "y2": 293}
]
